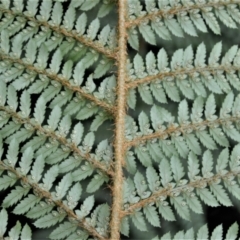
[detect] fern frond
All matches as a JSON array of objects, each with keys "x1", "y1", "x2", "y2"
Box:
[
  {"x1": 126, "y1": 0, "x2": 240, "y2": 49},
  {"x1": 0, "y1": 140, "x2": 110, "y2": 240},
  {"x1": 0, "y1": 208, "x2": 32, "y2": 240},
  {"x1": 0, "y1": 35, "x2": 115, "y2": 115},
  {"x1": 126, "y1": 42, "x2": 240, "y2": 106},
  {"x1": 0, "y1": 84, "x2": 114, "y2": 176},
  {"x1": 121, "y1": 145, "x2": 240, "y2": 233},
  {"x1": 1, "y1": 0, "x2": 240, "y2": 239},
  {"x1": 0, "y1": 1, "x2": 117, "y2": 58},
  {"x1": 152, "y1": 222, "x2": 239, "y2": 240},
  {"x1": 124, "y1": 92, "x2": 240, "y2": 168}
]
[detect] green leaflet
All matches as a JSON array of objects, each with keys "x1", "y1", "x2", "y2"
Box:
[
  {"x1": 96, "y1": 204, "x2": 110, "y2": 236},
  {"x1": 86, "y1": 174, "x2": 108, "y2": 193},
  {"x1": 20, "y1": 91, "x2": 31, "y2": 117},
  {"x1": 0, "y1": 175, "x2": 17, "y2": 191},
  {"x1": 131, "y1": 211, "x2": 147, "y2": 232},
  {"x1": 49, "y1": 222, "x2": 77, "y2": 240},
  {"x1": 128, "y1": 28, "x2": 139, "y2": 50},
  {"x1": 6, "y1": 138, "x2": 19, "y2": 167},
  {"x1": 80, "y1": 0, "x2": 100, "y2": 11},
  {"x1": 73, "y1": 62, "x2": 85, "y2": 86},
  {"x1": 76, "y1": 195, "x2": 94, "y2": 219},
  {"x1": 72, "y1": 163, "x2": 94, "y2": 182},
  {"x1": 51, "y1": 2, "x2": 63, "y2": 26},
  {"x1": 34, "y1": 97, "x2": 46, "y2": 124},
  {"x1": 153, "y1": 222, "x2": 238, "y2": 240},
  {"x1": 13, "y1": 194, "x2": 41, "y2": 215},
  {"x1": 196, "y1": 188, "x2": 219, "y2": 207},
  {"x1": 54, "y1": 173, "x2": 72, "y2": 200},
  {"x1": 90, "y1": 113, "x2": 109, "y2": 132},
  {"x1": 184, "y1": 192, "x2": 203, "y2": 214},
  {"x1": 87, "y1": 18, "x2": 100, "y2": 40},
  {"x1": 97, "y1": 1, "x2": 114, "y2": 18},
  {"x1": 158, "y1": 203, "x2": 176, "y2": 222},
  {"x1": 34, "y1": 212, "x2": 66, "y2": 228},
  {"x1": 139, "y1": 24, "x2": 156, "y2": 45},
  {"x1": 210, "y1": 183, "x2": 233, "y2": 207},
  {"x1": 47, "y1": 105, "x2": 62, "y2": 130},
  {"x1": 2, "y1": 186, "x2": 30, "y2": 208},
  {"x1": 42, "y1": 165, "x2": 59, "y2": 191},
  {"x1": 202, "y1": 12, "x2": 221, "y2": 34},
  {"x1": 64, "y1": 183, "x2": 82, "y2": 210},
  {"x1": 211, "y1": 225, "x2": 223, "y2": 240},
  {"x1": 160, "y1": 158, "x2": 172, "y2": 187},
  {"x1": 134, "y1": 171, "x2": 151, "y2": 199},
  {"x1": 7, "y1": 85, "x2": 18, "y2": 111},
  {"x1": 146, "y1": 166, "x2": 160, "y2": 192},
  {"x1": 125, "y1": 151, "x2": 137, "y2": 174},
  {"x1": 50, "y1": 49, "x2": 63, "y2": 74},
  {"x1": 226, "y1": 222, "x2": 239, "y2": 240},
  {"x1": 26, "y1": 202, "x2": 54, "y2": 219},
  {"x1": 120, "y1": 216, "x2": 129, "y2": 237},
  {"x1": 21, "y1": 224, "x2": 32, "y2": 239},
  {"x1": 171, "y1": 156, "x2": 184, "y2": 183},
  {"x1": 143, "y1": 205, "x2": 160, "y2": 227},
  {"x1": 170, "y1": 196, "x2": 190, "y2": 221},
  {"x1": 19, "y1": 147, "x2": 33, "y2": 175},
  {"x1": 8, "y1": 221, "x2": 21, "y2": 239},
  {"x1": 1, "y1": 30, "x2": 10, "y2": 54},
  {"x1": 30, "y1": 155, "x2": 45, "y2": 183},
  {"x1": 135, "y1": 146, "x2": 152, "y2": 167},
  {"x1": 93, "y1": 58, "x2": 113, "y2": 79},
  {"x1": 0, "y1": 208, "x2": 8, "y2": 236}
]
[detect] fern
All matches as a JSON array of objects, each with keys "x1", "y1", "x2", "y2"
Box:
[{"x1": 1, "y1": 0, "x2": 240, "y2": 239}]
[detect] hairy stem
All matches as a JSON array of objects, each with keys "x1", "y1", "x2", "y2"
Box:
[
  {"x1": 110, "y1": 0, "x2": 128, "y2": 239},
  {"x1": 126, "y1": 0, "x2": 240, "y2": 28},
  {"x1": 0, "y1": 105, "x2": 113, "y2": 176},
  {"x1": 0, "y1": 53, "x2": 115, "y2": 115},
  {"x1": 0, "y1": 7, "x2": 116, "y2": 60},
  {"x1": 0, "y1": 161, "x2": 107, "y2": 240}
]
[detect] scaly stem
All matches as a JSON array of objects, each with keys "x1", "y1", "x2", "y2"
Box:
[{"x1": 110, "y1": 0, "x2": 128, "y2": 239}]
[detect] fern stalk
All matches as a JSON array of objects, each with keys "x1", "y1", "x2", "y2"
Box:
[{"x1": 110, "y1": 0, "x2": 128, "y2": 239}]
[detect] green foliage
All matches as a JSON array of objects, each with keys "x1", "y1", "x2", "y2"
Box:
[{"x1": 0, "y1": 0, "x2": 240, "y2": 239}]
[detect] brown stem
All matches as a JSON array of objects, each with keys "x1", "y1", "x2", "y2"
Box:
[
  {"x1": 126, "y1": 65, "x2": 240, "y2": 90},
  {"x1": 121, "y1": 169, "x2": 240, "y2": 217},
  {"x1": 126, "y1": 116, "x2": 240, "y2": 148},
  {"x1": 0, "y1": 161, "x2": 107, "y2": 240},
  {"x1": 0, "y1": 8, "x2": 116, "y2": 60},
  {"x1": 0, "y1": 53, "x2": 115, "y2": 115},
  {"x1": 0, "y1": 105, "x2": 114, "y2": 177},
  {"x1": 109, "y1": 1, "x2": 128, "y2": 239},
  {"x1": 126, "y1": 0, "x2": 240, "y2": 28}
]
